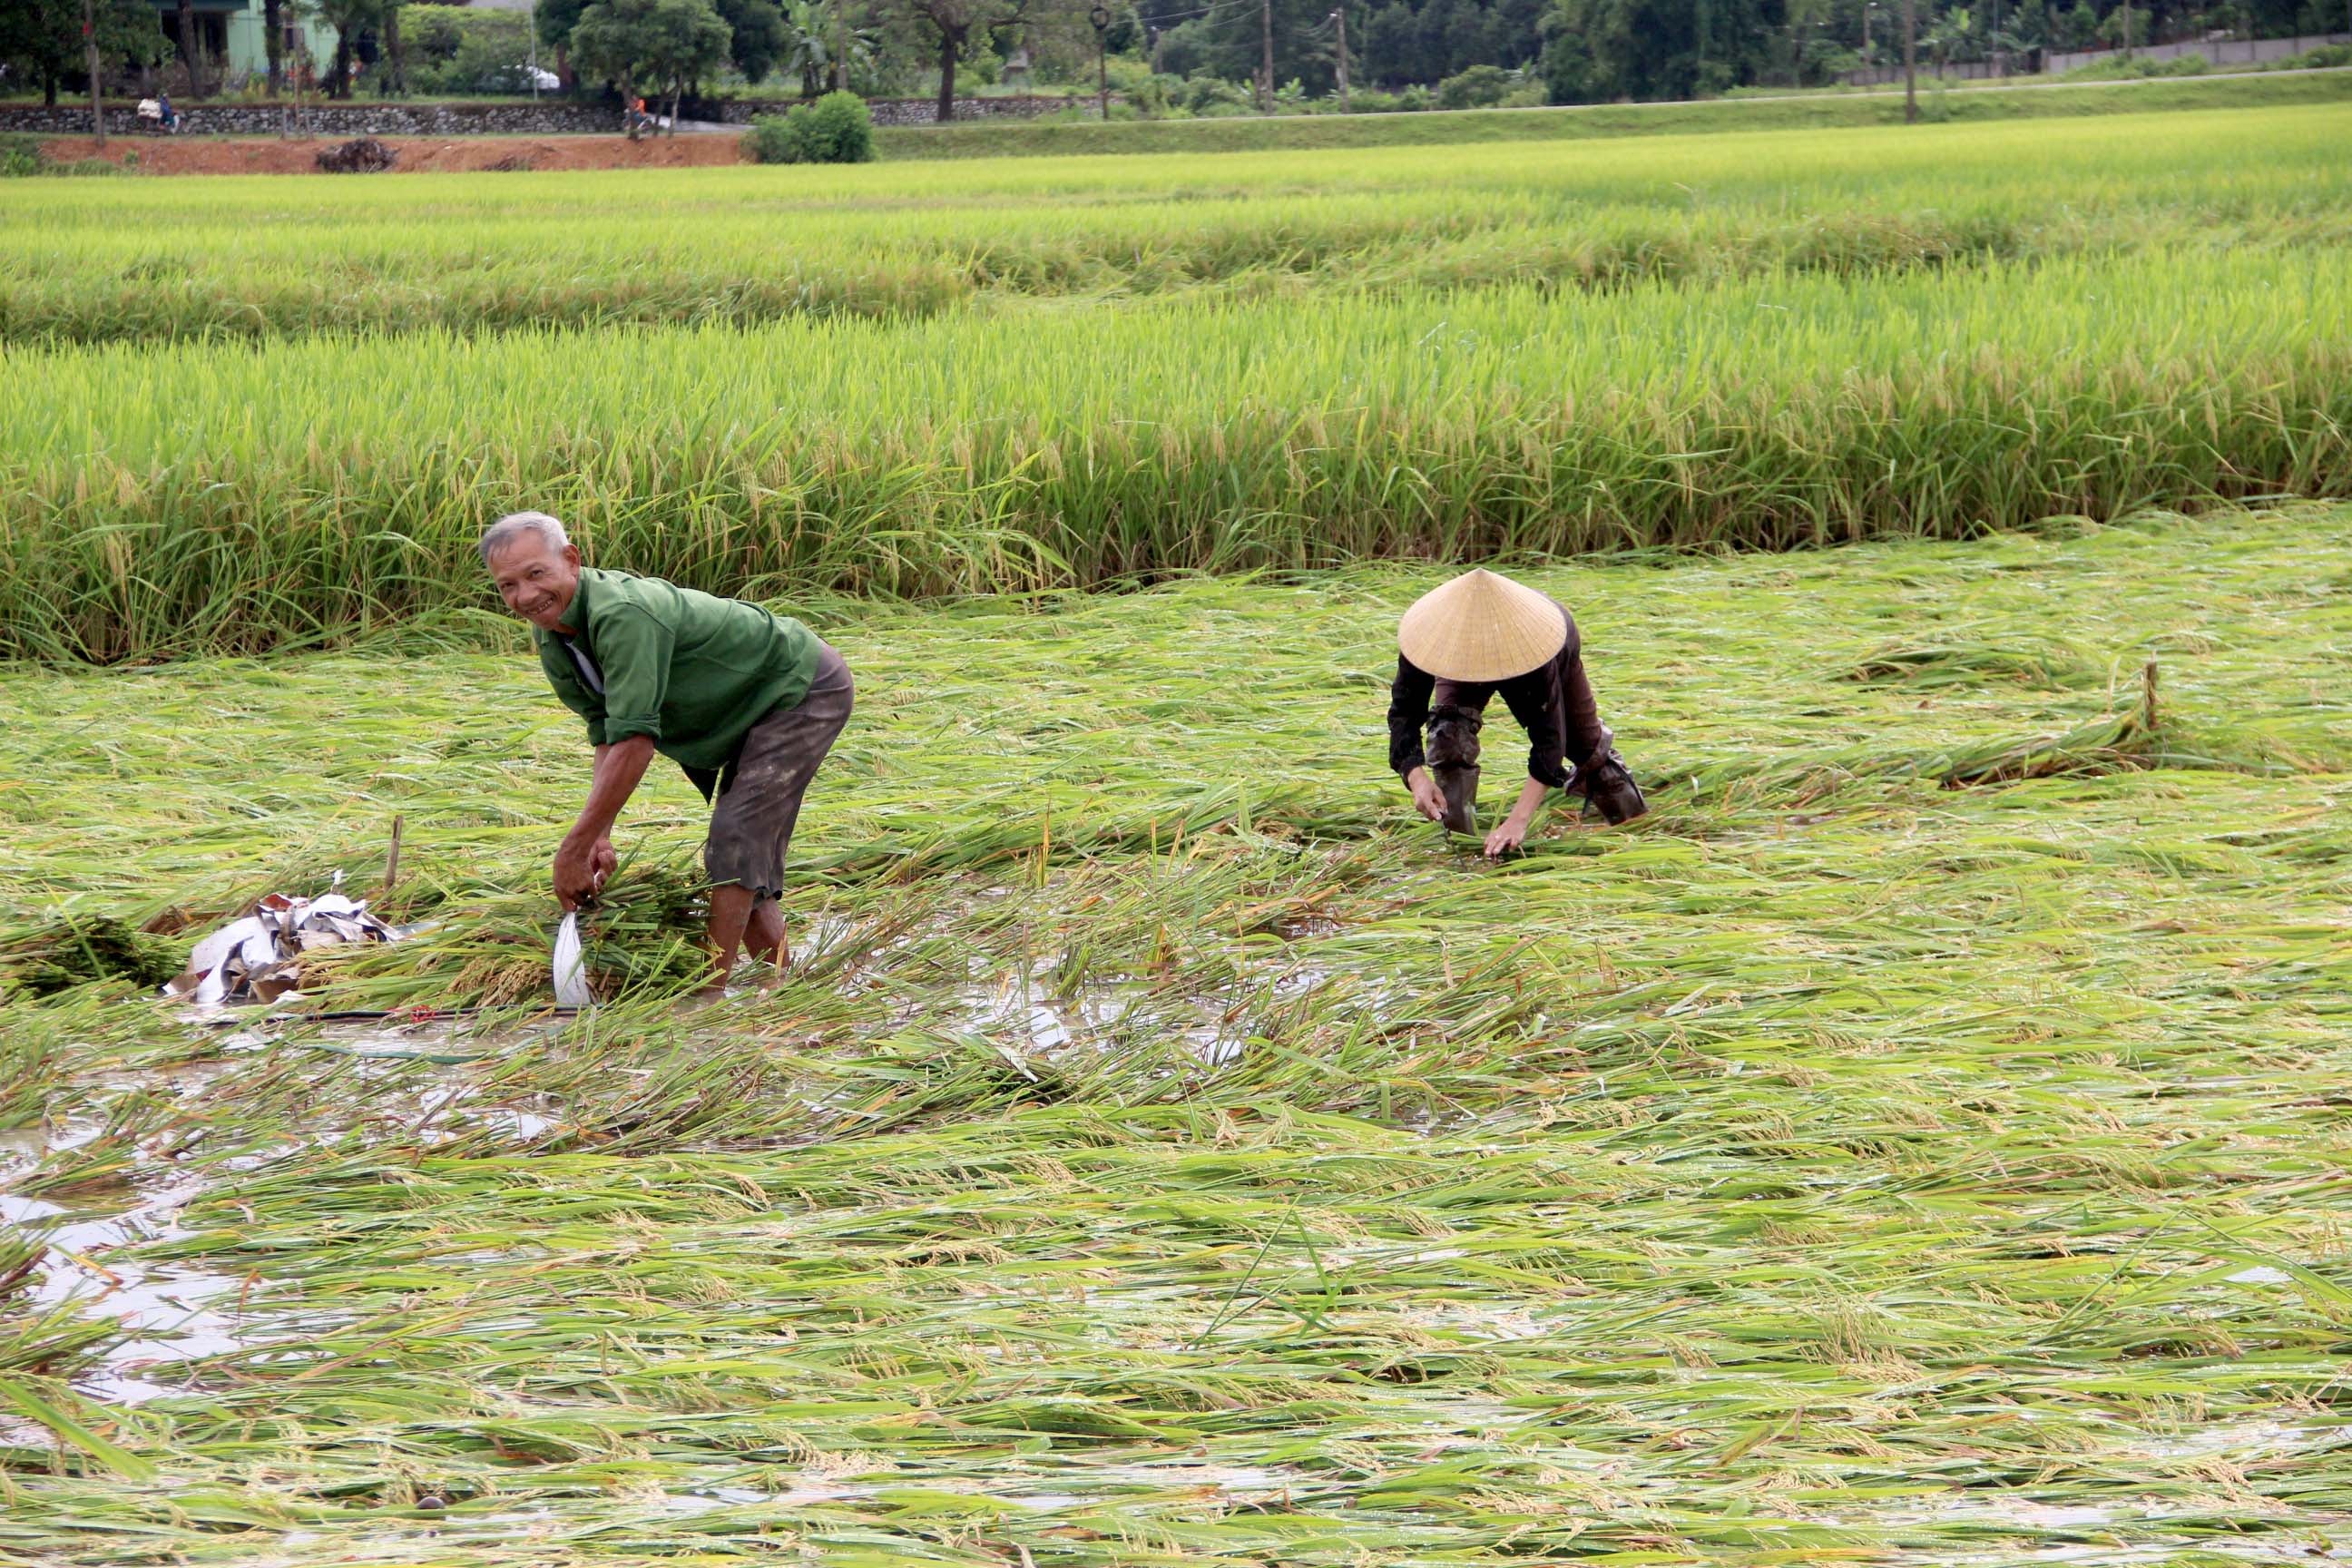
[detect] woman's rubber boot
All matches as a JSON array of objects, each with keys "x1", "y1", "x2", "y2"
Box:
[
  {"x1": 1578, "y1": 749, "x2": 1648, "y2": 825},
  {"x1": 1435, "y1": 765, "x2": 1481, "y2": 835},
  {"x1": 1425, "y1": 704, "x2": 1485, "y2": 836}
]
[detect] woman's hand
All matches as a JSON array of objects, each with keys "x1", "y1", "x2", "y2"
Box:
[
  {"x1": 1484, "y1": 778, "x2": 1552, "y2": 858},
  {"x1": 1483, "y1": 815, "x2": 1531, "y2": 858},
  {"x1": 1406, "y1": 767, "x2": 1449, "y2": 822}
]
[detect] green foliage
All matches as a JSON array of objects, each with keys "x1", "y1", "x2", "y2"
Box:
[
  {"x1": 570, "y1": 0, "x2": 731, "y2": 96},
  {"x1": 535, "y1": 0, "x2": 597, "y2": 50},
  {"x1": 1435, "y1": 60, "x2": 1513, "y2": 104},
  {"x1": 715, "y1": 0, "x2": 789, "y2": 83},
  {"x1": 1540, "y1": 0, "x2": 1777, "y2": 102},
  {"x1": 403, "y1": 3, "x2": 543, "y2": 93},
  {"x1": 0, "y1": 0, "x2": 164, "y2": 105},
  {"x1": 743, "y1": 88, "x2": 875, "y2": 159},
  {"x1": 775, "y1": 0, "x2": 874, "y2": 94}
]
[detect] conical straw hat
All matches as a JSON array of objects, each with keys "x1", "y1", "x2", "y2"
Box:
[{"x1": 1397, "y1": 568, "x2": 1565, "y2": 682}]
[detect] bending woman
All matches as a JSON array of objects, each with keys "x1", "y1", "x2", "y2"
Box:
[{"x1": 1387, "y1": 568, "x2": 1647, "y2": 858}]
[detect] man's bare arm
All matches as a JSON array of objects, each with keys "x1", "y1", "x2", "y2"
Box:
[{"x1": 555, "y1": 736, "x2": 656, "y2": 906}]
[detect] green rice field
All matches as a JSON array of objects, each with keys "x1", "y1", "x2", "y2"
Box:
[
  {"x1": 4, "y1": 102, "x2": 2350, "y2": 662},
  {"x1": 3, "y1": 93, "x2": 2350, "y2": 1565}
]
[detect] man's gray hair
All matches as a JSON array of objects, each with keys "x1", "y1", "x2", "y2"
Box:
[{"x1": 480, "y1": 511, "x2": 571, "y2": 564}]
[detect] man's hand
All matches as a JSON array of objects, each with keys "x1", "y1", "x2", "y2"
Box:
[
  {"x1": 1483, "y1": 814, "x2": 1532, "y2": 858},
  {"x1": 1406, "y1": 767, "x2": 1448, "y2": 823},
  {"x1": 554, "y1": 836, "x2": 611, "y2": 910}
]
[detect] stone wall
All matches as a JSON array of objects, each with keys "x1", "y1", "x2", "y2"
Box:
[
  {"x1": 1, "y1": 94, "x2": 1094, "y2": 139},
  {"x1": 2043, "y1": 29, "x2": 2350, "y2": 73},
  {"x1": 1845, "y1": 28, "x2": 2348, "y2": 83}
]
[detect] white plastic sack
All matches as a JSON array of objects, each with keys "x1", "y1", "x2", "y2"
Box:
[{"x1": 553, "y1": 912, "x2": 593, "y2": 1008}]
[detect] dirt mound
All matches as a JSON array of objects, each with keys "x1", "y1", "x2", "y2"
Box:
[
  {"x1": 316, "y1": 136, "x2": 399, "y2": 172},
  {"x1": 36, "y1": 132, "x2": 747, "y2": 177}
]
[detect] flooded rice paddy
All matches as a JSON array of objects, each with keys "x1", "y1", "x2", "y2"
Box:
[{"x1": 3, "y1": 506, "x2": 2349, "y2": 1563}]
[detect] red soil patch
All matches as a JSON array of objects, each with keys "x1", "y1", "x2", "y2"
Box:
[{"x1": 39, "y1": 132, "x2": 747, "y2": 176}]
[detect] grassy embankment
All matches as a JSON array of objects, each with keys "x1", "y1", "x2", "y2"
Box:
[
  {"x1": 2, "y1": 103, "x2": 2347, "y2": 662},
  {"x1": 2, "y1": 505, "x2": 2349, "y2": 1564},
  {"x1": 873, "y1": 64, "x2": 2352, "y2": 157}
]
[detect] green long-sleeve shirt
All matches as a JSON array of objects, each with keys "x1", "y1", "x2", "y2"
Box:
[{"x1": 534, "y1": 567, "x2": 824, "y2": 773}]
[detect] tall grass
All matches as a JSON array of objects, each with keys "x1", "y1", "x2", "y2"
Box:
[
  {"x1": 0, "y1": 103, "x2": 2345, "y2": 343},
  {"x1": 2, "y1": 248, "x2": 2346, "y2": 662}
]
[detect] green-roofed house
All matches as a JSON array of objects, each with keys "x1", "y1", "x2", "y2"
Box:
[{"x1": 145, "y1": 0, "x2": 339, "y2": 85}]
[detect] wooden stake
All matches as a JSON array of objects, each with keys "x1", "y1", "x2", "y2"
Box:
[
  {"x1": 2140, "y1": 660, "x2": 2160, "y2": 736},
  {"x1": 383, "y1": 813, "x2": 405, "y2": 890}
]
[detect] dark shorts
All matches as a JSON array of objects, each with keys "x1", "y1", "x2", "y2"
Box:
[{"x1": 701, "y1": 645, "x2": 854, "y2": 901}]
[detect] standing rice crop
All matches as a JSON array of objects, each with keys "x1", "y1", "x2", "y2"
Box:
[{"x1": 1, "y1": 248, "x2": 2346, "y2": 661}]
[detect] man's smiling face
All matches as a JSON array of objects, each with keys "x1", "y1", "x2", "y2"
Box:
[{"x1": 487, "y1": 534, "x2": 584, "y2": 632}]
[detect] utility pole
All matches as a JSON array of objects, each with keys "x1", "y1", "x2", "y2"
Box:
[
  {"x1": 1090, "y1": 5, "x2": 1109, "y2": 119},
  {"x1": 1150, "y1": 24, "x2": 1162, "y2": 73},
  {"x1": 832, "y1": 0, "x2": 847, "y2": 91},
  {"x1": 1259, "y1": 0, "x2": 1273, "y2": 111},
  {"x1": 1330, "y1": 7, "x2": 1348, "y2": 106},
  {"x1": 1901, "y1": 0, "x2": 1916, "y2": 121},
  {"x1": 83, "y1": 0, "x2": 107, "y2": 146}
]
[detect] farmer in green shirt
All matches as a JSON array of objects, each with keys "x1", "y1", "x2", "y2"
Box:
[{"x1": 482, "y1": 512, "x2": 855, "y2": 986}]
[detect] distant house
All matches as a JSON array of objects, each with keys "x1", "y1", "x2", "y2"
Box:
[{"x1": 145, "y1": 0, "x2": 339, "y2": 83}]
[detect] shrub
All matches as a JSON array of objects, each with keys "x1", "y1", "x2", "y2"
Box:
[
  {"x1": 1181, "y1": 74, "x2": 1253, "y2": 114},
  {"x1": 1436, "y1": 64, "x2": 1513, "y2": 109},
  {"x1": 743, "y1": 91, "x2": 875, "y2": 163},
  {"x1": 0, "y1": 137, "x2": 124, "y2": 179}
]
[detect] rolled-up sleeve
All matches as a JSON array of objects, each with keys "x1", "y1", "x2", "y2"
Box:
[
  {"x1": 1499, "y1": 671, "x2": 1571, "y2": 789},
  {"x1": 594, "y1": 606, "x2": 675, "y2": 747},
  {"x1": 1387, "y1": 655, "x2": 1436, "y2": 779}
]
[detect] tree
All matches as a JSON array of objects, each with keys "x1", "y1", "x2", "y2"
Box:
[
  {"x1": 176, "y1": 0, "x2": 206, "y2": 95},
  {"x1": 536, "y1": 0, "x2": 599, "y2": 83},
  {"x1": 1179, "y1": 0, "x2": 1341, "y2": 93},
  {"x1": 381, "y1": 0, "x2": 411, "y2": 93},
  {"x1": 1541, "y1": 0, "x2": 1784, "y2": 100},
  {"x1": 265, "y1": 0, "x2": 288, "y2": 93},
  {"x1": 1443, "y1": 0, "x2": 1494, "y2": 70},
  {"x1": 716, "y1": 0, "x2": 789, "y2": 81},
  {"x1": 1361, "y1": 0, "x2": 1416, "y2": 80},
  {"x1": 0, "y1": 0, "x2": 160, "y2": 106},
  {"x1": 313, "y1": 0, "x2": 384, "y2": 96},
  {"x1": 900, "y1": 0, "x2": 1030, "y2": 120},
  {"x1": 571, "y1": 0, "x2": 731, "y2": 129}
]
